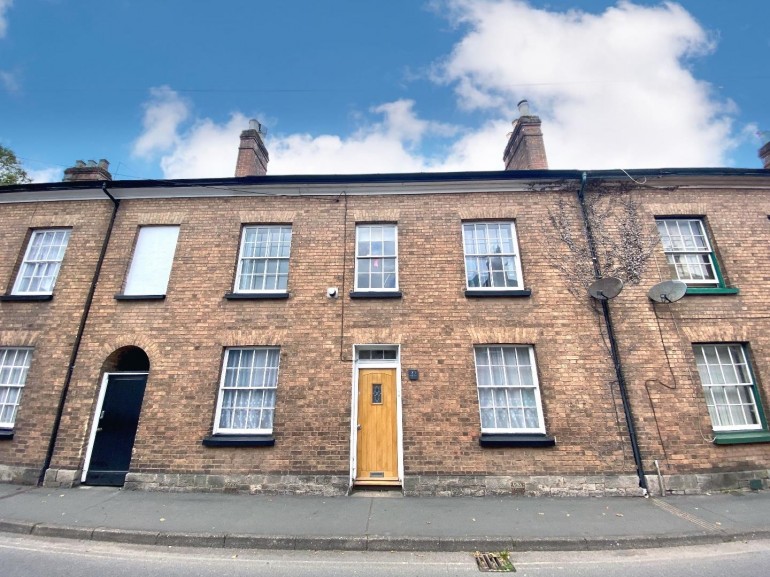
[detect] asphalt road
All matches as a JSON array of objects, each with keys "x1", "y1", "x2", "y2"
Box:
[{"x1": 2, "y1": 534, "x2": 769, "y2": 577}]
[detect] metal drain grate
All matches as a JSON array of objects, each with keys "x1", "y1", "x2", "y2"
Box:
[{"x1": 474, "y1": 552, "x2": 515, "y2": 572}]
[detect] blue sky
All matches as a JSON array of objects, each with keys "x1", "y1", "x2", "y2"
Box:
[{"x1": 0, "y1": 0, "x2": 768, "y2": 182}]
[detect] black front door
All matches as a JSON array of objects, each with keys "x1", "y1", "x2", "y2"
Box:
[{"x1": 84, "y1": 374, "x2": 147, "y2": 486}]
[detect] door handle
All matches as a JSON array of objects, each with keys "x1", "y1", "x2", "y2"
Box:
[
  {"x1": 357, "y1": 424, "x2": 362, "y2": 430},
  {"x1": 96, "y1": 428, "x2": 103, "y2": 432}
]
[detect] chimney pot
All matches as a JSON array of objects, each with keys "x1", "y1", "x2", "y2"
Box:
[
  {"x1": 248, "y1": 118, "x2": 261, "y2": 132},
  {"x1": 63, "y1": 158, "x2": 113, "y2": 182},
  {"x1": 503, "y1": 100, "x2": 548, "y2": 170}
]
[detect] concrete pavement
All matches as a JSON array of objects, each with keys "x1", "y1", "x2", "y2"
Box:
[{"x1": 1, "y1": 483, "x2": 769, "y2": 552}]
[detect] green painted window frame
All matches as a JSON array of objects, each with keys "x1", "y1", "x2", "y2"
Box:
[
  {"x1": 693, "y1": 343, "x2": 770, "y2": 445},
  {"x1": 655, "y1": 217, "x2": 738, "y2": 295},
  {"x1": 686, "y1": 248, "x2": 737, "y2": 295},
  {"x1": 713, "y1": 431, "x2": 770, "y2": 445}
]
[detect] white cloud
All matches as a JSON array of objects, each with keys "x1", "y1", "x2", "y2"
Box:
[
  {"x1": 134, "y1": 2, "x2": 742, "y2": 177},
  {"x1": 134, "y1": 89, "x2": 465, "y2": 177},
  {"x1": 132, "y1": 86, "x2": 250, "y2": 178},
  {"x1": 0, "y1": 0, "x2": 12, "y2": 38},
  {"x1": 370, "y1": 100, "x2": 458, "y2": 144},
  {"x1": 436, "y1": 119, "x2": 513, "y2": 172},
  {"x1": 437, "y1": 0, "x2": 735, "y2": 168},
  {"x1": 269, "y1": 99, "x2": 457, "y2": 175},
  {"x1": 132, "y1": 86, "x2": 191, "y2": 160},
  {"x1": 131, "y1": 86, "x2": 250, "y2": 180},
  {"x1": 0, "y1": 70, "x2": 19, "y2": 93},
  {"x1": 28, "y1": 167, "x2": 62, "y2": 184},
  {"x1": 159, "y1": 114, "x2": 247, "y2": 179}
]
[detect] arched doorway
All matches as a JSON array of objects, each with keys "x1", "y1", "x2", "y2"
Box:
[{"x1": 82, "y1": 346, "x2": 150, "y2": 486}]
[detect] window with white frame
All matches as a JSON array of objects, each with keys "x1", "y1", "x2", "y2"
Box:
[
  {"x1": 214, "y1": 348, "x2": 280, "y2": 434},
  {"x1": 0, "y1": 348, "x2": 32, "y2": 428},
  {"x1": 235, "y1": 226, "x2": 292, "y2": 293},
  {"x1": 462, "y1": 222, "x2": 523, "y2": 290},
  {"x1": 12, "y1": 229, "x2": 71, "y2": 295},
  {"x1": 693, "y1": 344, "x2": 764, "y2": 431},
  {"x1": 355, "y1": 224, "x2": 398, "y2": 290},
  {"x1": 357, "y1": 348, "x2": 398, "y2": 361},
  {"x1": 474, "y1": 345, "x2": 545, "y2": 433},
  {"x1": 123, "y1": 226, "x2": 180, "y2": 296},
  {"x1": 655, "y1": 218, "x2": 719, "y2": 285}
]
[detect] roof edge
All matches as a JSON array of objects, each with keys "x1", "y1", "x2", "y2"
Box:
[{"x1": 1, "y1": 167, "x2": 768, "y2": 195}]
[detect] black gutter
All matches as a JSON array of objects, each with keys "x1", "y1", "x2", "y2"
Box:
[
  {"x1": 3, "y1": 166, "x2": 768, "y2": 194},
  {"x1": 38, "y1": 183, "x2": 120, "y2": 485},
  {"x1": 577, "y1": 172, "x2": 649, "y2": 494}
]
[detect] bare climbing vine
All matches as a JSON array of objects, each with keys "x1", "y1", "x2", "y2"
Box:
[{"x1": 545, "y1": 180, "x2": 662, "y2": 301}]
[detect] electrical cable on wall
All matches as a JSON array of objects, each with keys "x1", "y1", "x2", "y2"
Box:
[
  {"x1": 338, "y1": 191, "x2": 351, "y2": 362},
  {"x1": 646, "y1": 255, "x2": 715, "y2": 455}
]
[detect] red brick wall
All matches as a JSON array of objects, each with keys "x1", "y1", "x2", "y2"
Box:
[
  {"x1": 39, "y1": 190, "x2": 633, "y2": 481},
  {"x1": 3, "y1": 176, "x2": 769, "y2": 491},
  {"x1": 611, "y1": 185, "x2": 770, "y2": 478},
  {"x1": 0, "y1": 200, "x2": 113, "y2": 478}
]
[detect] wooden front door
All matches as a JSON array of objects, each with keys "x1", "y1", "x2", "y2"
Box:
[{"x1": 356, "y1": 368, "x2": 399, "y2": 484}]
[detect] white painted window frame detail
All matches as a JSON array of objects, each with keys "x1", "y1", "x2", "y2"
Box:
[
  {"x1": 462, "y1": 221, "x2": 524, "y2": 290},
  {"x1": 474, "y1": 345, "x2": 546, "y2": 434},
  {"x1": 0, "y1": 347, "x2": 33, "y2": 428},
  {"x1": 12, "y1": 228, "x2": 71, "y2": 295},
  {"x1": 656, "y1": 218, "x2": 719, "y2": 285},
  {"x1": 354, "y1": 224, "x2": 399, "y2": 291},
  {"x1": 213, "y1": 347, "x2": 281, "y2": 435},
  {"x1": 693, "y1": 344, "x2": 763, "y2": 432},
  {"x1": 234, "y1": 225, "x2": 292, "y2": 294}
]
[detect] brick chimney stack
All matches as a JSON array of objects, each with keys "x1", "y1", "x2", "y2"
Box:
[
  {"x1": 759, "y1": 137, "x2": 770, "y2": 170},
  {"x1": 503, "y1": 100, "x2": 548, "y2": 170},
  {"x1": 235, "y1": 119, "x2": 269, "y2": 177},
  {"x1": 63, "y1": 159, "x2": 112, "y2": 182}
]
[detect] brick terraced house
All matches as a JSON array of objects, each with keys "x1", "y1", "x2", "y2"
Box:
[{"x1": 2, "y1": 108, "x2": 770, "y2": 497}]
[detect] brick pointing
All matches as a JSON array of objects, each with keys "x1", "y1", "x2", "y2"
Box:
[
  {"x1": 235, "y1": 130, "x2": 269, "y2": 177},
  {"x1": 44, "y1": 191, "x2": 632, "y2": 485},
  {"x1": 3, "y1": 175, "x2": 770, "y2": 496},
  {"x1": 760, "y1": 141, "x2": 770, "y2": 170},
  {"x1": 504, "y1": 117, "x2": 548, "y2": 170},
  {"x1": 0, "y1": 200, "x2": 114, "y2": 482}
]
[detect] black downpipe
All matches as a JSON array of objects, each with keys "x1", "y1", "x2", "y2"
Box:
[
  {"x1": 38, "y1": 183, "x2": 120, "y2": 485},
  {"x1": 577, "y1": 172, "x2": 648, "y2": 494}
]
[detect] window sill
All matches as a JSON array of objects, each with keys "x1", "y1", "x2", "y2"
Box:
[
  {"x1": 685, "y1": 287, "x2": 739, "y2": 296},
  {"x1": 114, "y1": 294, "x2": 166, "y2": 301},
  {"x1": 479, "y1": 433, "x2": 555, "y2": 448},
  {"x1": 0, "y1": 294, "x2": 53, "y2": 302},
  {"x1": 713, "y1": 430, "x2": 770, "y2": 445},
  {"x1": 224, "y1": 292, "x2": 290, "y2": 300},
  {"x1": 202, "y1": 434, "x2": 275, "y2": 447},
  {"x1": 465, "y1": 289, "x2": 532, "y2": 298},
  {"x1": 349, "y1": 291, "x2": 402, "y2": 299},
  {"x1": 0, "y1": 429, "x2": 13, "y2": 440}
]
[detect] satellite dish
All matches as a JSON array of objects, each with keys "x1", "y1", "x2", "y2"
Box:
[
  {"x1": 648, "y1": 280, "x2": 687, "y2": 303},
  {"x1": 588, "y1": 277, "x2": 624, "y2": 300}
]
